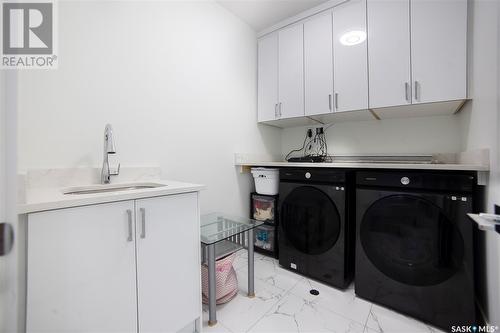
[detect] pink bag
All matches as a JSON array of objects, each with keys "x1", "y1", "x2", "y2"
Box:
[{"x1": 201, "y1": 253, "x2": 238, "y2": 304}]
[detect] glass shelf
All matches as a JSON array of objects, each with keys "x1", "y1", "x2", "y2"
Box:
[{"x1": 200, "y1": 212, "x2": 264, "y2": 245}]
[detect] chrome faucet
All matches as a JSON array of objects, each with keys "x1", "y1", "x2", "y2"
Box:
[{"x1": 101, "y1": 124, "x2": 120, "y2": 184}]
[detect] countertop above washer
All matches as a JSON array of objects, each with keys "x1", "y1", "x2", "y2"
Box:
[
  {"x1": 236, "y1": 160, "x2": 488, "y2": 171},
  {"x1": 234, "y1": 150, "x2": 490, "y2": 172}
]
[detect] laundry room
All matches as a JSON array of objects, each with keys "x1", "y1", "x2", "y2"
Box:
[{"x1": 1, "y1": 0, "x2": 500, "y2": 332}]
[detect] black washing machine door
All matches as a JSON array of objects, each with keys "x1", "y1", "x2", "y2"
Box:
[
  {"x1": 281, "y1": 185, "x2": 341, "y2": 255},
  {"x1": 355, "y1": 189, "x2": 475, "y2": 330},
  {"x1": 279, "y1": 183, "x2": 348, "y2": 287},
  {"x1": 359, "y1": 194, "x2": 464, "y2": 286}
]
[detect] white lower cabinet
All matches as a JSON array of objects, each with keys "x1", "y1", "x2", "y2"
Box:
[
  {"x1": 135, "y1": 194, "x2": 200, "y2": 333},
  {"x1": 26, "y1": 193, "x2": 201, "y2": 333}
]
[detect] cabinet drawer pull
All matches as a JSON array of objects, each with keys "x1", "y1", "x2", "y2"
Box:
[
  {"x1": 126, "y1": 209, "x2": 133, "y2": 242},
  {"x1": 140, "y1": 208, "x2": 146, "y2": 239},
  {"x1": 414, "y1": 81, "x2": 420, "y2": 101},
  {"x1": 334, "y1": 93, "x2": 339, "y2": 110},
  {"x1": 278, "y1": 102, "x2": 282, "y2": 117},
  {"x1": 329, "y1": 94, "x2": 332, "y2": 111},
  {"x1": 274, "y1": 103, "x2": 278, "y2": 118},
  {"x1": 405, "y1": 82, "x2": 410, "y2": 102}
]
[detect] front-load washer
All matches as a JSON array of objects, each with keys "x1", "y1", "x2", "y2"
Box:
[
  {"x1": 355, "y1": 170, "x2": 477, "y2": 330},
  {"x1": 278, "y1": 168, "x2": 354, "y2": 289}
]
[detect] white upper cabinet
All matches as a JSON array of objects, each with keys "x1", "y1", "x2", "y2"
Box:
[
  {"x1": 367, "y1": 0, "x2": 411, "y2": 108},
  {"x1": 257, "y1": 33, "x2": 278, "y2": 122},
  {"x1": 332, "y1": 0, "x2": 368, "y2": 112},
  {"x1": 304, "y1": 11, "x2": 334, "y2": 116},
  {"x1": 256, "y1": 0, "x2": 468, "y2": 126},
  {"x1": 278, "y1": 24, "x2": 305, "y2": 119},
  {"x1": 411, "y1": 0, "x2": 467, "y2": 104}
]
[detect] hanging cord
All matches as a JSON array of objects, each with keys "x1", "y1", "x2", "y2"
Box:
[
  {"x1": 285, "y1": 126, "x2": 332, "y2": 161},
  {"x1": 285, "y1": 131, "x2": 309, "y2": 161}
]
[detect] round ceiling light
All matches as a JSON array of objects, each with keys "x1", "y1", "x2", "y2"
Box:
[{"x1": 339, "y1": 30, "x2": 367, "y2": 46}]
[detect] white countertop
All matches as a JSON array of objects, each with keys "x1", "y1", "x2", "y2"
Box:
[
  {"x1": 236, "y1": 160, "x2": 489, "y2": 171},
  {"x1": 19, "y1": 180, "x2": 205, "y2": 214}
]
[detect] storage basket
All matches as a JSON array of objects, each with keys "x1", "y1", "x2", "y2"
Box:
[{"x1": 251, "y1": 168, "x2": 279, "y2": 195}]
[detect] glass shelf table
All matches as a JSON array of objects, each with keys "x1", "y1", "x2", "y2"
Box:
[{"x1": 200, "y1": 213, "x2": 264, "y2": 326}]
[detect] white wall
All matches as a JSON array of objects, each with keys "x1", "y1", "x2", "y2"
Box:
[
  {"x1": 282, "y1": 115, "x2": 462, "y2": 156},
  {"x1": 1, "y1": 70, "x2": 21, "y2": 332},
  {"x1": 458, "y1": 0, "x2": 500, "y2": 325},
  {"x1": 17, "y1": 1, "x2": 281, "y2": 215}
]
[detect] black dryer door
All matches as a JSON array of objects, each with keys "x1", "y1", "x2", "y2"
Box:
[
  {"x1": 280, "y1": 185, "x2": 341, "y2": 255},
  {"x1": 359, "y1": 194, "x2": 464, "y2": 286}
]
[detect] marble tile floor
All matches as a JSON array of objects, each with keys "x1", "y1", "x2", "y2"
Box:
[{"x1": 202, "y1": 251, "x2": 445, "y2": 333}]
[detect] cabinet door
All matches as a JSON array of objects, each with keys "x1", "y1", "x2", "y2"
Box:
[
  {"x1": 304, "y1": 11, "x2": 334, "y2": 116},
  {"x1": 258, "y1": 33, "x2": 279, "y2": 122},
  {"x1": 27, "y1": 201, "x2": 137, "y2": 333},
  {"x1": 135, "y1": 193, "x2": 200, "y2": 333},
  {"x1": 278, "y1": 24, "x2": 305, "y2": 119},
  {"x1": 411, "y1": 0, "x2": 467, "y2": 103},
  {"x1": 367, "y1": 0, "x2": 411, "y2": 108},
  {"x1": 333, "y1": 0, "x2": 368, "y2": 112}
]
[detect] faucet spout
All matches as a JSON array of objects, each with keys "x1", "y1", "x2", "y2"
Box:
[{"x1": 101, "y1": 124, "x2": 120, "y2": 184}]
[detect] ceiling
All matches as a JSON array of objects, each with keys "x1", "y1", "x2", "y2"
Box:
[{"x1": 217, "y1": 0, "x2": 330, "y2": 32}]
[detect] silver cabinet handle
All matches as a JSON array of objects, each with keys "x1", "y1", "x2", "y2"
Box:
[
  {"x1": 278, "y1": 102, "x2": 282, "y2": 117},
  {"x1": 140, "y1": 208, "x2": 146, "y2": 239},
  {"x1": 329, "y1": 94, "x2": 332, "y2": 111},
  {"x1": 126, "y1": 209, "x2": 133, "y2": 242},
  {"x1": 405, "y1": 82, "x2": 411, "y2": 102},
  {"x1": 274, "y1": 103, "x2": 278, "y2": 118},
  {"x1": 334, "y1": 93, "x2": 339, "y2": 110},
  {"x1": 414, "y1": 81, "x2": 420, "y2": 101}
]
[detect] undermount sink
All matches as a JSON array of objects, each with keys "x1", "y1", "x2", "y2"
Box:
[{"x1": 62, "y1": 182, "x2": 167, "y2": 195}]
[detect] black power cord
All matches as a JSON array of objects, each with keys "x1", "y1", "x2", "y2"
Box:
[{"x1": 285, "y1": 127, "x2": 330, "y2": 162}]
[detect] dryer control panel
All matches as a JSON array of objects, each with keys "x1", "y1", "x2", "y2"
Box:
[{"x1": 280, "y1": 169, "x2": 346, "y2": 183}]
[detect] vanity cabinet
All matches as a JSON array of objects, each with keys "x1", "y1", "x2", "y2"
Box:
[
  {"x1": 26, "y1": 193, "x2": 201, "y2": 333},
  {"x1": 135, "y1": 194, "x2": 200, "y2": 333},
  {"x1": 27, "y1": 201, "x2": 138, "y2": 333}
]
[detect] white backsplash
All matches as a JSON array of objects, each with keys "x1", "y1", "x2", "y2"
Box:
[{"x1": 22, "y1": 166, "x2": 162, "y2": 190}]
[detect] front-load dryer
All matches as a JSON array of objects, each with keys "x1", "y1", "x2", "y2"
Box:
[
  {"x1": 278, "y1": 168, "x2": 354, "y2": 289},
  {"x1": 355, "y1": 171, "x2": 477, "y2": 330}
]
